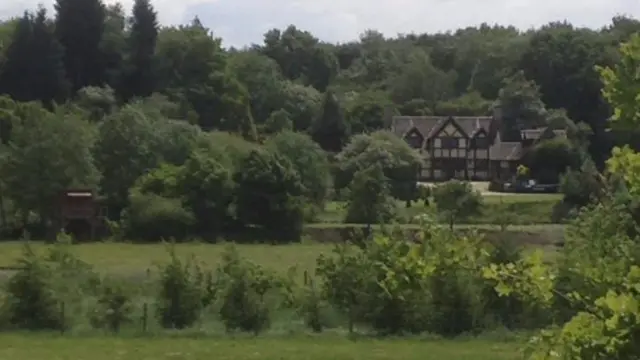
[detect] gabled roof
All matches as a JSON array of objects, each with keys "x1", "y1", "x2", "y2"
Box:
[
  {"x1": 391, "y1": 116, "x2": 494, "y2": 139},
  {"x1": 468, "y1": 120, "x2": 492, "y2": 138},
  {"x1": 489, "y1": 141, "x2": 522, "y2": 161},
  {"x1": 391, "y1": 116, "x2": 446, "y2": 139}
]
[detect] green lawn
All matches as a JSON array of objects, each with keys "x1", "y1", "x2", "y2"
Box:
[
  {"x1": 0, "y1": 334, "x2": 524, "y2": 360},
  {"x1": 0, "y1": 242, "x2": 332, "y2": 276},
  {"x1": 319, "y1": 192, "x2": 561, "y2": 225},
  {"x1": 0, "y1": 233, "x2": 561, "y2": 277},
  {"x1": 480, "y1": 192, "x2": 562, "y2": 204}
]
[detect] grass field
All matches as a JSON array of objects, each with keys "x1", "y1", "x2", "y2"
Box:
[
  {"x1": 478, "y1": 192, "x2": 562, "y2": 203},
  {"x1": 0, "y1": 334, "x2": 524, "y2": 360},
  {"x1": 319, "y1": 192, "x2": 562, "y2": 225},
  {"x1": 0, "y1": 242, "x2": 332, "y2": 276},
  {"x1": 0, "y1": 228, "x2": 562, "y2": 277},
  {"x1": 0, "y1": 187, "x2": 565, "y2": 276},
  {"x1": 0, "y1": 189, "x2": 552, "y2": 359}
]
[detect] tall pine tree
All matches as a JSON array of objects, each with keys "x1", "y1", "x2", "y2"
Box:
[
  {"x1": 0, "y1": 8, "x2": 68, "y2": 105},
  {"x1": 310, "y1": 90, "x2": 350, "y2": 153},
  {"x1": 54, "y1": 0, "x2": 107, "y2": 91},
  {"x1": 0, "y1": 12, "x2": 33, "y2": 101},
  {"x1": 31, "y1": 8, "x2": 69, "y2": 104},
  {"x1": 122, "y1": 0, "x2": 158, "y2": 100},
  {"x1": 101, "y1": 4, "x2": 127, "y2": 93}
]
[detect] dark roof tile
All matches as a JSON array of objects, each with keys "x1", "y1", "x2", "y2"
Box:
[
  {"x1": 489, "y1": 141, "x2": 522, "y2": 161},
  {"x1": 391, "y1": 116, "x2": 494, "y2": 139}
]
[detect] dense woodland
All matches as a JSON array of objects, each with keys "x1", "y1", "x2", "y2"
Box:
[{"x1": 0, "y1": 0, "x2": 638, "y2": 240}]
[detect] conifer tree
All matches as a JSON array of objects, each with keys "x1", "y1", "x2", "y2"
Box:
[
  {"x1": 54, "y1": 0, "x2": 106, "y2": 91},
  {"x1": 0, "y1": 8, "x2": 68, "y2": 104},
  {"x1": 31, "y1": 8, "x2": 69, "y2": 104},
  {"x1": 0, "y1": 12, "x2": 33, "y2": 101},
  {"x1": 122, "y1": 0, "x2": 158, "y2": 99},
  {"x1": 310, "y1": 90, "x2": 350, "y2": 153}
]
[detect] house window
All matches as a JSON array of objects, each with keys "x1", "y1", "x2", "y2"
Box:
[
  {"x1": 405, "y1": 133, "x2": 423, "y2": 149},
  {"x1": 440, "y1": 137, "x2": 458, "y2": 149},
  {"x1": 472, "y1": 137, "x2": 489, "y2": 148}
]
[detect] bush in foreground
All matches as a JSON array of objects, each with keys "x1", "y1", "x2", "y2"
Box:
[
  {"x1": 156, "y1": 246, "x2": 210, "y2": 329},
  {"x1": 2, "y1": 244, "x2": 64, "y2": 331},
  {"x1": 217, "y1": 246, "x2": 275, "y2": 334}
]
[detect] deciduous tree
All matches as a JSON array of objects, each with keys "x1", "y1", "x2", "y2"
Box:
[{"x1": 432, "y1": 180, "x2": 482, "y2": 230}]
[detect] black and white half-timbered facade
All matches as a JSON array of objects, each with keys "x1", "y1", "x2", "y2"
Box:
[{"x1": 391, "y1": 113, "x2": 566, "y2": 182}]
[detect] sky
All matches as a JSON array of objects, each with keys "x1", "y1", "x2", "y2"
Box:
[{"x1": 1, "y1": 0, "x2": 639, "y2": 47}]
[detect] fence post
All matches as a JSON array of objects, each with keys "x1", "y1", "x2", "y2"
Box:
[
  {"x1": 142, "y1": 302, "x2": 148, "y2": 333},
  {"x1": 60, "y1": 301, "x2": 65, "y2": 335}
]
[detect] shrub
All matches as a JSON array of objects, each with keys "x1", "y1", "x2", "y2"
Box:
[
  {"x1": 156, "y1": 245, "x2": 210, "y2": 329},
  {"x1": 317, "y1": 218, "x2": 504, "y2": 336},
  {"x1": 297, "y1": 279, "x2": 329, "y2": 333},
  {"x1": 480, "y1": 237, "x2": 532, "y2": 329},
  {"x1": 362, "y1": 235, "x2": 434, "y2": 335},
  {"x1": 427, "y1": 272, "x2": 476, "y2": 336},
  {"x1": 2, "y1": 244, "x2": 64, "y2": 330},
  {"x1": 217, "y1": 246, "x2": 273, "y2": 334},
  {"x1": 413, "y1": 220, "x2": 492, "y2": 336},
  {"x1": 89, "y1": 280, "x2": 133, "y2": 333},
  {"x1": 559, "y1": 158, "x2": 603, "y2": 212},
  {"x1": 344, "y1": 164, "x2": 397, "y2": 225},
  {"x1": 121, "y1": 192, "x2": 195, "y2": 241},
  {"x1": 482, "y1": 195, "x2": 640, "y2": 358},
  {"x1": 417, "y1": 185, "x2": 431, "y2": 206},
  {"x1": 315, "y1": 243, "x2": 370, "y2": 334},
  {"x1": 46, "y1": 232, "x2": 101, "y2": 324}
]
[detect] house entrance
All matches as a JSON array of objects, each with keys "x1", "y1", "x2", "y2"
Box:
[{"x1": 443, "y1": 158, "x2": 466, "y2": 180}]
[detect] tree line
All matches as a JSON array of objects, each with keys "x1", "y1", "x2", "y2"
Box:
[
  {"x1": 0, "y1": 2, "x2": 637, "y2": 153},
  {"x1": 0, "y1": 0, "x2": 637, "y2": 239}
]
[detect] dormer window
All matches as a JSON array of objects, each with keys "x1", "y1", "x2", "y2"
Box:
[
  {"x1": 472, "y1": 137, "x2": 489, "y2": 148},
  {"x1": 471, "y1": 132, "x2": 489, "y2": 148},
  {"x1": 404, "y1": 128, "x2": 424, "y2": 149}
]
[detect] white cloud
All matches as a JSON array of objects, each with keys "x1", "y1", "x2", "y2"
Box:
[{"x1": 1, "y1": 0, "x2": 638, "y2": 47}]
